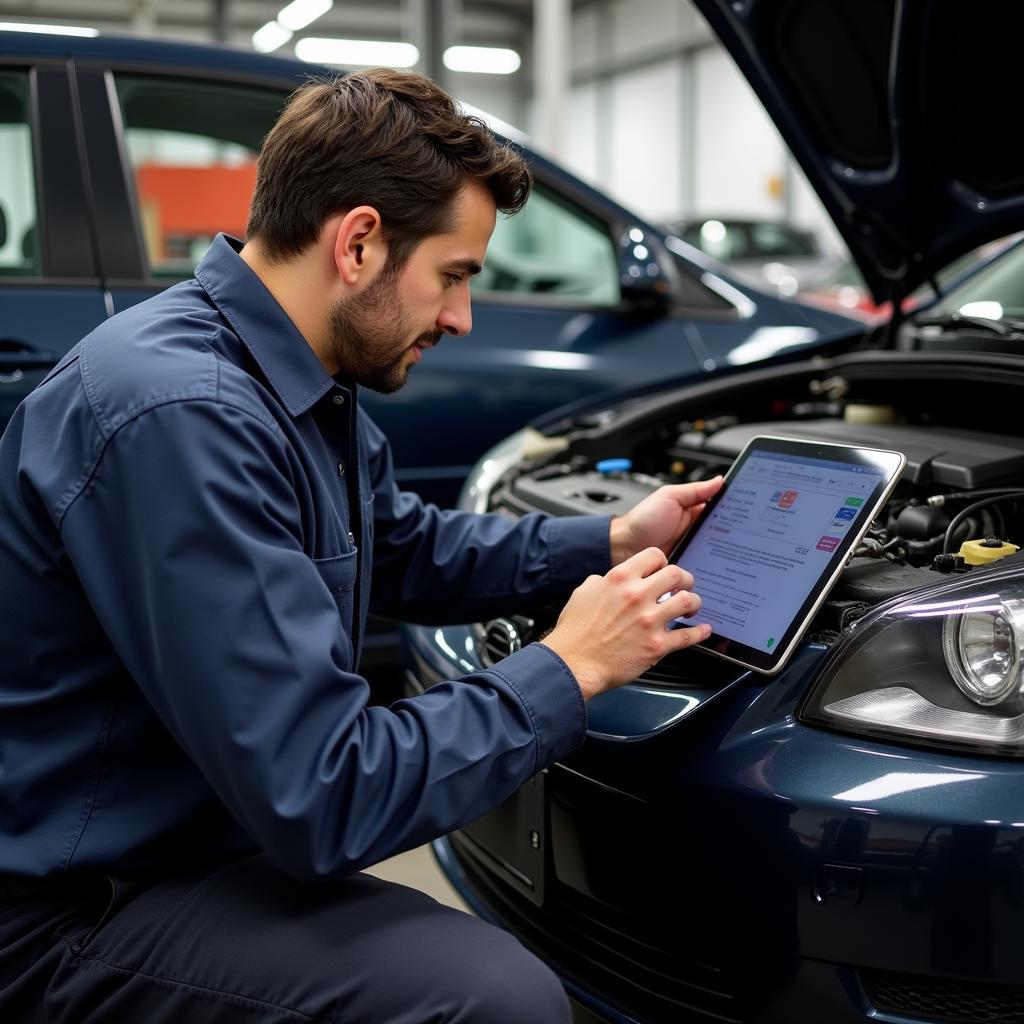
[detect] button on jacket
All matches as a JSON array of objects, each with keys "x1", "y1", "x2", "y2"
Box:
[{"x1": 0, "y1": 235, "x2": 612, "y2": 881}]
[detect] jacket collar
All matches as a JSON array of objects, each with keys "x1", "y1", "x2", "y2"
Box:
[{"x1": 195, "y1": 234, "x2": 337, "y2": 417}]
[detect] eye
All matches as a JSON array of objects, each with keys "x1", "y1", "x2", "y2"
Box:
[{"x1": 444, "y1": 272, "x2": 463, "y2": 287}]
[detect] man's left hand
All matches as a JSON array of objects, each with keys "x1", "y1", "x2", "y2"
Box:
[{"x1": 609, "y1": 477, "x2": 724, "y2": 565}]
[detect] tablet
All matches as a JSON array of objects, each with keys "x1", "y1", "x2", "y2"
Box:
[{"x1": 668, "y1": 435, "x2": 906, "y2": 675}]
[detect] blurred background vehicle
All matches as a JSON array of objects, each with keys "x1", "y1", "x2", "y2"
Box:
[
  {"x1": 796, "y1": 234, "x2": 1024, "y2": 325},
  {"x1": 665, "y1": 214, "x2": 845, "y2": 296}
]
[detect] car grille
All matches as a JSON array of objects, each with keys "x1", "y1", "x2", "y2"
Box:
[
  {"x1": 862, "y1": 969, "x2": 1024, "y2": 1023},
  {"x1": 476, "y1": 618, "x2": 741, "y2": 688},
  {"x1": 479, "y1": 616, "x2": 530, "y2": 668},
  {"x1": 452, "y1": 832, "x2": 743, "y2": 1023}
]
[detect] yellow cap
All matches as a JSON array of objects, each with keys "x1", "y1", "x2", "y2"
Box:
[{"x1": 959, "y1": 538, "x2": 1021, "y2": 565}]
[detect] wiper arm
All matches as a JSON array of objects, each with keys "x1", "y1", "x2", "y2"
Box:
[{"x1": 913, "y1": 313, "x2": 1024, "y2": 336}]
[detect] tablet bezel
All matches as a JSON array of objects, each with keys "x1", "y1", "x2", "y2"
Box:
[{"x1": 668, "y1": 434, "x2": 906, "y2": 675}]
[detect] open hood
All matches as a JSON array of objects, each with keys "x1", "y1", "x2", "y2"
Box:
[{"x1": 692, "y1": 0, "x2": 1024, "y2": 306}]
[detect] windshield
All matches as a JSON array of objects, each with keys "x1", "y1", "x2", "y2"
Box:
[{"x1": 927, "y1": 235, "x2": 1024, "y2": 321}]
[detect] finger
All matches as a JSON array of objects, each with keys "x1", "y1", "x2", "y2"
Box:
[
  {"x1": 610, "y1": 545, "x2": 667, "y2": 582},
  {"x1": 660, "y1": 477, "x2": 724, "y2": 509},
  {"x1": 665, "y1": 620, "x2": 712, "y2": 652},
  {"x1": 659, "y1": 588, "x2": 701, "y2": 621},
  {"x1": 647, "y1": 563, "x2": 695, "y2": 599}
]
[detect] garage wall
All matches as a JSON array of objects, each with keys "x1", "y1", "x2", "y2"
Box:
[
  {"x1": 447, "y1": 73, "x2": 522, "y2": 130},
  {"x1": 531, "y1": 0, "x2": 844, "y2": 255}
]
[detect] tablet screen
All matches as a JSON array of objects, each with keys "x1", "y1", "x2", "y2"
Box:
[{"x1": 669, "y1": 436, "x2": 905, "y2": 674}]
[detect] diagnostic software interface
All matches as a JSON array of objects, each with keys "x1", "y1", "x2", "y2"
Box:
[{"x1": 674, "y1": 450, "x2": 886, "y2": 652}]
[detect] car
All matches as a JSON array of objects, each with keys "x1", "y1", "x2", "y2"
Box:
[
  {"x1": 798, "y1": 236, "x2": 1024, "y2": 324},
  {"x1": 665, "y1": 215, "x2": 844, "y2": 297},
  {"x1": 0, "y1": 28, "x2": 858, "y2": 514},
  {"x1": 403, "y1": 2, "x2": 1024, "y2": 1022}
]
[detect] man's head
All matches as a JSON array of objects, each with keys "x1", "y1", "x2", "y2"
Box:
[
  {"x1": 244, "y1": 71, "x2": 532, "y2": 391},
  {"x1": 248, "y1": 70, "x2": 530, "y2": 269}
]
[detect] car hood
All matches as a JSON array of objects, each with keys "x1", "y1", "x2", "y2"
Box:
[{"x1": 692, "y1": 0, "x2": 1024, "y2": 306}]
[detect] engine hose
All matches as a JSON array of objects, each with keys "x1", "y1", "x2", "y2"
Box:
[{"x1": 943, "y1": 494, "x2": 1024, "y2": 554}]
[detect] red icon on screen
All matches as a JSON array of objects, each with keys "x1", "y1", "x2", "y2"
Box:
[{"x1": 778, "y1": 490, "x2": 798, "y2": 508}]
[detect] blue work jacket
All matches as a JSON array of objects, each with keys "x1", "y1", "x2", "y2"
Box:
[{"x1": 0, "y1": 235, "x2": 611, "y2": 882}]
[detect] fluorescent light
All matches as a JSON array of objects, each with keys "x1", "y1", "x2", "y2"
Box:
[
  {"x1": 295, "y1": 38, "x2": 419, "y2": 68},
  {"x1": 252, "y1": 21, "x2": 292, "y2": 53},
  {"x1": 443, "y1": 45, "x2": 521, "y2": 75},
  {"x1": 276, "y1": 0, "x2": 333, "y2": 32},
  {"x1": 0, "y1": 21, "x2": 99, "y2": 37}
]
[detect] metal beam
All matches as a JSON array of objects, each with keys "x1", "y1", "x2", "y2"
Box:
[
  {"x1": 408, "y1": 0, "x2": 459, "y2": 88},
  {"x1": 533, "y1": 0, "x2": 569, "y2": 159},
  {"x1": 212, "y1": 0, "x2": 229, "y2": 42}
]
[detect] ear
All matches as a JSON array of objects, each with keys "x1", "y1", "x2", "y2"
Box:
[{"x1": 331, "y1": 206, "x2": 387, "y2": 289}]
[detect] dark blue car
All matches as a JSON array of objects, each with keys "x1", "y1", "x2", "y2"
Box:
[
  {"x1": 0, "y1": 28, "x2": 857, "y2": 511},
  {"x1": 404, "y1": 2, "x2": 1024, "y2": 1022}
]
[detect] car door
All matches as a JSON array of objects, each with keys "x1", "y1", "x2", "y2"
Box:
[
  {"x1": 72, "y1": 64, "x2": 292, "y2": 319},
  {"x1": 0, "y1": 58, "x2": 109, "y2": 429}
]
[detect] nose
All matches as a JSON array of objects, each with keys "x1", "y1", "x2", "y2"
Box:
[{"x1": 437, "y1": 290, "x2": 472, "y2": 337}]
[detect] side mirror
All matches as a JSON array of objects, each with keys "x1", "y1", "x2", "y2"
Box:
[{"x1": 617, "y1": 225, "x2": 675, "y2": 311}]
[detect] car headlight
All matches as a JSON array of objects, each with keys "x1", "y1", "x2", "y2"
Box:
[
  {"x1": 458, "y1": 427, "x2": 568, "y2": 513},
  {"x1": 801, "y1": 559, "x2": 1024, "y2": 756}
]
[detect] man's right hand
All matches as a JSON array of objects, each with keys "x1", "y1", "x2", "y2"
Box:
[{"x1": 539, "y1": 547, "x2": 710, "y2": 701}]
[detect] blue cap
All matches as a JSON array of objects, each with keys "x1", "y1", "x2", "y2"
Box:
[{"x1": 596, "y1": 458, "x2": 632, "y2": 474}]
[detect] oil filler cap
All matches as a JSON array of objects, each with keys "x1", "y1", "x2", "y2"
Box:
[
  {"x1": 595, "y1": 458, "x2": 632, "y2": 475},
  {"x1": 959, "y1": 537, "x2": 1021, "y2": 565}
]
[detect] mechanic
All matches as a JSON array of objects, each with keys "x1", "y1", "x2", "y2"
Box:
[{"x1": 0, "y1": 70, "x2": 720, "y2": 1022}]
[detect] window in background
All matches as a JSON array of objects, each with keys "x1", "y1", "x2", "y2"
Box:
[
  {"x1": 476, "y1": 184, "x2": 619, "y2": 305},
  {"x1": 748, "y1": 221, "x2": 817, "y2": 258},
  {"x1": 0, "y1": 71, "x2": 38, "y2": 276},
  {"x1": 114, "y1": 76, "x2": 287, "y2": 276}
]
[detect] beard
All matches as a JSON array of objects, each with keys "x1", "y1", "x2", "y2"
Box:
[{"x1": 325, "y1": 264, "x2": 441, "y2": 394}]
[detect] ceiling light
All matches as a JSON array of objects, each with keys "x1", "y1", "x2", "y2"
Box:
[
  {"x1": 276, "y1": 0, "x2": 333, "y2": 33},
  {"x1": 252, "y1": 21, "x2": 293, "y2": 54},
  {"x1": 443, "y1": 46, "x2": 521, "y2": 75},
  {"x1": 0, "y1": 21, "x2": 99, "y2": 37},
  {"x1": 295, "y1": 38, "x2": 419, "y2": 68}
]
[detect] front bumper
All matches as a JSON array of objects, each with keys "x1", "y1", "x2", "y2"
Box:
[{"x1": 403, "y1": 623, "x2": 1024, "y2": 1024}]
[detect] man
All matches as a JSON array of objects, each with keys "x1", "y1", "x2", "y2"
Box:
[{"x1": 0, "y1": 70, "x2": 719, "y2": 1021}]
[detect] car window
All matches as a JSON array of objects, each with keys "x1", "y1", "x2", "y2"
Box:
[
  {"x1": 749, "y1": 222, "x2": 816, "y2": 258},
  {"x1": 680, "y1": 221, "x2": 740, "y2": 261},
  {"x1": 113, "y1": 76, "x2": 287, "y2": 276},
  {"x1": 475, "y1": 184, "x2": 619, "y2": 306},
  {"x1": 0, "y1": 71, "x2": 39, "y2": 276},
  {"x1": 922, "y1": 236, "x2": 1024, "y2": 319}
]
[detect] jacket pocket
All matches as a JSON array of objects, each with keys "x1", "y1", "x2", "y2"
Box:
[{"x1": 313, "y1": 549, "x2": 358, "y2": 632}]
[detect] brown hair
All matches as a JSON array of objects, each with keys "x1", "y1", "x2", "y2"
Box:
[{"x1": 246, "y1": 69, "x2": 532, "y2": 266}]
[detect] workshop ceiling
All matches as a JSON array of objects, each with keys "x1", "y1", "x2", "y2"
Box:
[{"x1": 0, "y1": 0, "x2": 545, "y2": 50}]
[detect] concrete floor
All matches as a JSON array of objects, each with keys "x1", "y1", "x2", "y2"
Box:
[{"x1": 364, "y1": 843, "x2": 470, "y2": 913}]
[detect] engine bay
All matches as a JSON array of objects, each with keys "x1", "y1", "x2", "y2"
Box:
[{"x1": 481, "y1": 352, "x2": 1024, "y2": 670}]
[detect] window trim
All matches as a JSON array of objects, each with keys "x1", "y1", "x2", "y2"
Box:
[{"x1": 74, "y1": 60, "x2": 296, "y2": 289}]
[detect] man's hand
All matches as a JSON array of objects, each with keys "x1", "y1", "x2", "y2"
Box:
[
  {"x1": 540, "y1": 547, "x2": 709, "y2": 701},
  {"x1": 609, "y1": 477, "x2": 723, "y2": 564}
]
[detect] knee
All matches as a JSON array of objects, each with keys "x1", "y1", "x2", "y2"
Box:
[{"x1": 445, "y1": 925, "x2": 570, "y2": 1024}]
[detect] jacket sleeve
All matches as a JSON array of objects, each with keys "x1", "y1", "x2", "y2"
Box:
[
  {"x1": 59, "y1": 396, "x2": 590, "y2": 882},
  {"x1": 362, "y1": 410, "x2": 612, "y2": 624}
]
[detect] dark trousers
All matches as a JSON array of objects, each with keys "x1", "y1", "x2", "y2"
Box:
[{"x1": 0, "y1": 854, "x2": 571, "y2": 1023}]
